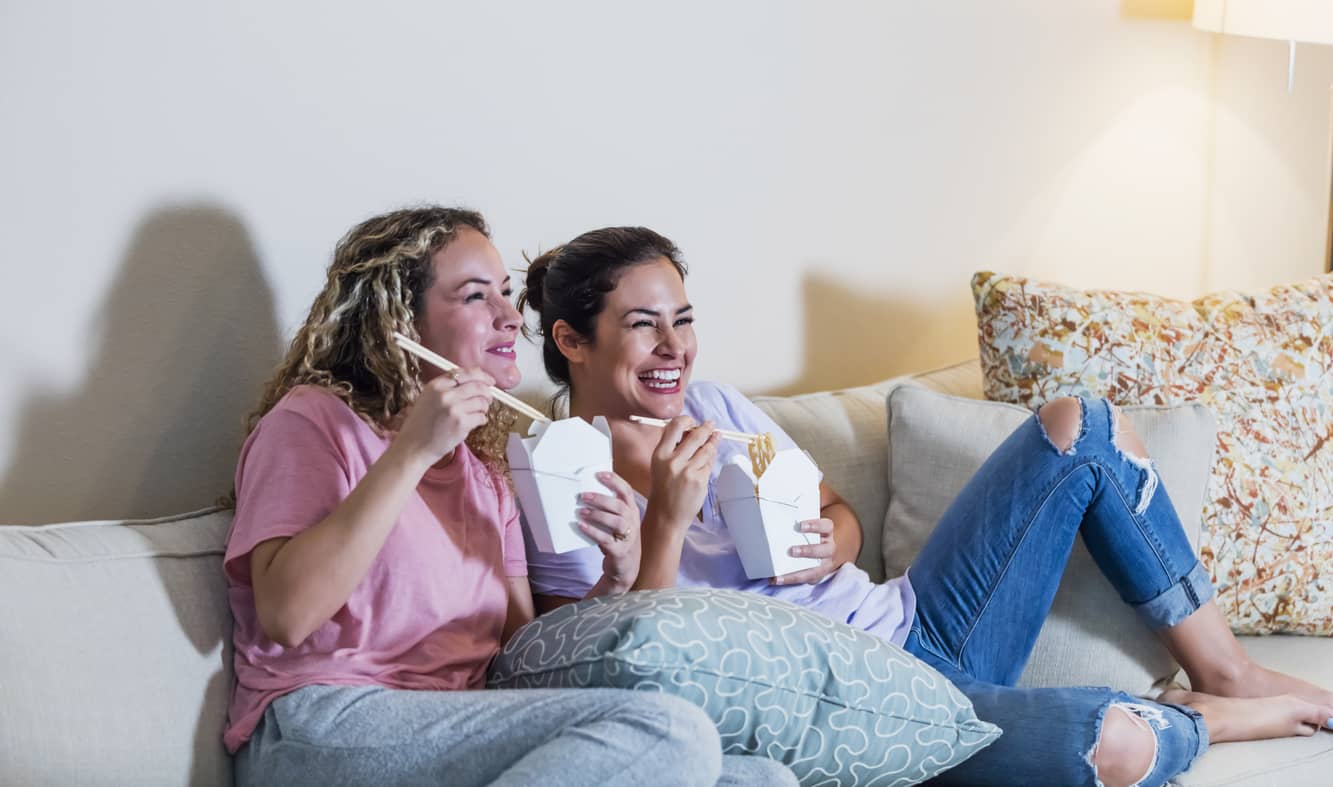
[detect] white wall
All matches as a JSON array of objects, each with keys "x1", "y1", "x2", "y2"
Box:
[{"x1": 3, "y1": 0, "x2": 1331, "y2": 523}]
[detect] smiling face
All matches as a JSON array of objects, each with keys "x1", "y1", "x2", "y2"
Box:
[
  {"x1": 566, "y1": 257, "x2": 695, "y2": 419},
  {"x1": 415, "y1": 226, "x2": 522, "y2": 390}
]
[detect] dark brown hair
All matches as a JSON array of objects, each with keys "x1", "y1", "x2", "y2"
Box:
[{"x1": 517, "y1": 227, "x2": 686, "y2": 394}]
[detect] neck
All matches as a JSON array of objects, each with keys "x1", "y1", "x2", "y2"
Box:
[{"x1": 569, "y1": 387, "x2": 657, "y2": 494}]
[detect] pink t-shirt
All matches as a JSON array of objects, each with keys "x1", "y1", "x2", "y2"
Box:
[{"x1": 222, "y1": 385, "x2": 526, "y2": 754}]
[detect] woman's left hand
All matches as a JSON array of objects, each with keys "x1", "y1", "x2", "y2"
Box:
[
  {"x1": 576, "y1": 471, "x2": 642, "y2": 593},
  {"x1": 771, "y1": 517, "x2": 840, "y2": 586}
]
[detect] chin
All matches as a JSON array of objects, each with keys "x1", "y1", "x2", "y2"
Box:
[
  {"x1": 634, "y1": 393, "x2": 685, "y2": 420},
  {"x1": 485, "y1": 361, "x2": 521, "y2": 390}
]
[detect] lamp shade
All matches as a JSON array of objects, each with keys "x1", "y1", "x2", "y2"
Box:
[{"x1": 1193, "y1": 0, "x2": 1333, "y2": 46}]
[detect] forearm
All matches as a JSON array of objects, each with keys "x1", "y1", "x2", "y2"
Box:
[
  {"x1": 584, "y1": 572, "x2": 633, "y2": 599},
  {"x1": 822, "y1": 500, "x2": 862, "y2": 567},
  {"x1": 256, "y1": 440, "x2": 433, "y2": 645},
  {"x1": 501, "y1": 577, "x2": 536, "y2": 646},
  {"x1": 631, "y1": 508, "x2": 687, "y2": 590}
]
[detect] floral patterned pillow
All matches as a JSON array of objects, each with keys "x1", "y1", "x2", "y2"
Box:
[{"x1": 972, "y1": 271, "x2": 1333, "y2": 635}]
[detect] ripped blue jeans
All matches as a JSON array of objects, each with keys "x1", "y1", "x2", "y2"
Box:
[{"x1": 903, "y1": 397, "x2": 1213, "y2": 786}]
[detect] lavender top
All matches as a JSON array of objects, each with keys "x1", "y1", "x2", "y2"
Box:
[{"x1": 524, "y1": 381, "x2": 916, "y2": 647}]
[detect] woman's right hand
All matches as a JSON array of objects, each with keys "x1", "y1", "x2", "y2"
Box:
[
  {"x1": 647, "y1": 416, "x2": 720, "y2": 531},
  {"x1": 395, "y1": 369, "x2": 495, "y2": 466}
]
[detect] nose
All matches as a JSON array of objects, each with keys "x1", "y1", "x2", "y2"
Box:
[
  {"x1": 495, "y1": 297, "x2": 521, "y2": 333},
  {"x1": 656, "y1": 325, "x2": 684, "y2": 358}
]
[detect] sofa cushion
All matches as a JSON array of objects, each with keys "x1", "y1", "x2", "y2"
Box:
[
  {"x1": 902, "y1": 359, "x2": 985, "y2": 400},
  {"x1": 751, "y1": 361, "x2": 989, "y2": 584},
  {"x1": 754, "y1": 379, "x2": 901, "y2": 582},
  {"x1": 0, "y1": 508, "x2": 233, "y2": 787},
  {"x1": 1173, "y1": 636, "x2": 1333, "y2": 786},
  {"x1": 884, "y1": 386, "x2": 1216, "y2": 694},
  {"x1": 489, "y1": 587, "x2": 1000, "y2": 785},
  {"x1": 973, "y1": 270, "x2": 1333, "y2": 635}
]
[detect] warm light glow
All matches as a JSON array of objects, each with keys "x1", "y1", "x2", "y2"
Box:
[{"x1": 1193, "y1": 0, "x2": 1333, "y2": 45}]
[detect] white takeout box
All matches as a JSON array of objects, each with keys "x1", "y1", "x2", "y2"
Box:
[
  {"x1": 716, "y1": 448, "x2": 822, "y2": 579},
  {"x1": 507, "y1": 416, "x2": 613, "y2": 554}
]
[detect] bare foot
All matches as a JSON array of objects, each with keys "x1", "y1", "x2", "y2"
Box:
[
  {"x1": 1159, "y1": 689, "x2": 1333, "y2": 743},
  {"x1": 1193, "y1": 661, "x2": 1333, "y2": 709}
]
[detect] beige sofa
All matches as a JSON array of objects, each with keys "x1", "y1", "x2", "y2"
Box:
[{"x1": 2, "y1": 360, "x2": 1330, "y2": 786}]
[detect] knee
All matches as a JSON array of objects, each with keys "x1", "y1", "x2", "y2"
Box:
[
  {"x1": 627, "y1": 693, "x2": 722, "y2": 783},
  {"x1": 1108, "y1": 403, "x2": 1150, "y2": 461},
  {"x1": 1038, "y1": 397, "x2": 1083, "y2": 453},
  {"x1": 1091, "y1": 705, "x2": 1156, "y2": 787},
  {"x1": 716, "y1": 755, "x2": 800, "y2": 787}
]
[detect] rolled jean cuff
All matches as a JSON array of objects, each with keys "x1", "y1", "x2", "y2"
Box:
[
  {"x1": 1134, "y1": 561, "x2": 1215, "y2": 630},
  {"x1": 1159, "y1": 699, "x2": 1211, "y2": 763}
]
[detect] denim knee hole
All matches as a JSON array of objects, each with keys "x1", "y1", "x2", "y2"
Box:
[
  {"x1": 1037, "y1": 397, "x2": 1086, "y2": 456},
  {"x1": 1109, "y1": 404, "x2": 1158, "y2": 515},
  {"x1": 1087, "y1": 703, "x2": 1161, "y2": 787}
]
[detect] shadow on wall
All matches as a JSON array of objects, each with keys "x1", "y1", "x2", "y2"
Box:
[
  {"x1": 764, "y1": 270, "x2": 978, "y2": 397},
  {"x1": 0, "y1": 205, "x2": 282, "y2": 524}
]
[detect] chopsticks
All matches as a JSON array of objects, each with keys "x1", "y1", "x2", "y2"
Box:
[
  {"x1": 628, "y1": 415, "x2": 756, "y2": 445},
  {"x1": 392, "y1": 332, "x2": 551, "y2": 423},
  {"x1": 393, "y1": 331, "x2": 758, "y2": 439}
]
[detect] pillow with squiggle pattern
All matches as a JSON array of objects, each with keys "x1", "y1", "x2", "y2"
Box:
[{"x1": 488, "y1": 588, "x2": 1000, "y2": 786}]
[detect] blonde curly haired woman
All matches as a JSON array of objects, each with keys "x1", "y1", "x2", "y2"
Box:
[{"x1": 222, "y1": 206, "x2": 797, "y2": 787}]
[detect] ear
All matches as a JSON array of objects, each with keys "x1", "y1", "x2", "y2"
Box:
[{"x1": 551, "y1": 319, "x2": 588, "y2": 366}]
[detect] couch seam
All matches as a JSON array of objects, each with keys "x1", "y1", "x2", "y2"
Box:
[
  {"x1": 0, "y1": 506, "x2": 227, "y2": 530},
  {"x1": 494, "y1": 658, "x2": 1000, "y2": 734},
  {"x1": 0, "y1": 549, "x2": 224, "y2": 563}
]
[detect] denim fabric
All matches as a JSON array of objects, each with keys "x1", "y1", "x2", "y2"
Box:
[
  {"x1": 904, "y1": 396, "x2": 1211, "y2": 786},
  {"x1": 235, "y1": 684, "x2": 797, "y2": 787}
]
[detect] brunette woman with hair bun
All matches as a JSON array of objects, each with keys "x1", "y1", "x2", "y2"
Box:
[{"x1": 519, "y1": 225, "x2": 1333, "y2": 787}]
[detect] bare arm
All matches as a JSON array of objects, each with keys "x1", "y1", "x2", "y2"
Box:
[
  {"x1": 249, "y1": 374, "x2": 493, "y2": 648},
  {"x1": 633, "y1": 506, "x2": 691, "y2": 590},
  {"x1": 533, "y1": 568, "x2": 639, "y2": 615},
  {"x1": 632, "y1": 418, "x2": 718, "y2": 591},
  {"x1": 501, "y1": 576, "x2": 536, "y2": 646},
  {"x1": 819, "y1": 482, "x2": 863, "y2": 566},
  {"x1": 249, "y1": 438, "x2": 435, "y2": 647},
  {"x1": 771, "y1": 481, "x2": 863, "y2": 586}
]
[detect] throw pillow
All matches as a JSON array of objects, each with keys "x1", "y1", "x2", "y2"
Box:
[
  {"x1": 972, "y1": 270, "x2": 1333, "y2": 635},
  {"x1": 884, "y1": 385, "x2": 1216, "y2": 693},
  {"x1": 489, "y1": 588, "x2": 1000, "y2": 786}
]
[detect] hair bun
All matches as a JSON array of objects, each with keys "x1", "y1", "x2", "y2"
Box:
[{"x1": 518, "y1": 246, "x2": 561, "y2": 316}]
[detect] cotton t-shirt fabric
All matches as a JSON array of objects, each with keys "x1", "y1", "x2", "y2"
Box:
[
  {"x1": 524, "y1": 381, "x2": 916, "y2": 646},
  {"x1": 222, "y1": 385, "x2": 526, "y2": 754}
]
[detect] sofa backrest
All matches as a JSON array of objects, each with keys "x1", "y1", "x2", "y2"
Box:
[
  {"x1": 0, "y1": 508, "x2": 234, "y2": 787},
  {"x1": 0, "y1": 362, "x2": 980, "y2": 786},
  {"x1": 754, "y1": 360, "x2": 981, "y2": 582}
]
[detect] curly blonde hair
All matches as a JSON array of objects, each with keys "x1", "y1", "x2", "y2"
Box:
[{"x1": 243, "y1": 205, "x2": 515, "y2": 481}]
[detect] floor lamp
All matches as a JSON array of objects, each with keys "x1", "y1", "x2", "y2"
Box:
[{"x1": 1191, "y1": 0, "x2": 1333, "y2": 272}]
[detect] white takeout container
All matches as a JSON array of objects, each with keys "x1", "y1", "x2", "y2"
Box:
[
  {"x1": 507, "y1": 416, "x2": 613, "y2": 554},
  {"x1": 716, "y1": 448, "x2": 822, "y2": 579}
]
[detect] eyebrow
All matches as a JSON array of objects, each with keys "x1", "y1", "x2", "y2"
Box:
[
  {"x1": 622, "y1": 304, "x2": 693, "y2": 318},
  {"x1": 453, "y1": 275, "x2": 511, "y2": 292}
]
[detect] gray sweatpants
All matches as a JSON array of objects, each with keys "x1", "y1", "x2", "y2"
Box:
[{"x1": 234, "y1": 684, "x2": 797, "y2": 787}]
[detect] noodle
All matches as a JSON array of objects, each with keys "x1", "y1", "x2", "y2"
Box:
[{"x1": 747, "y1": 432, "x2": 776, "y2": 488}]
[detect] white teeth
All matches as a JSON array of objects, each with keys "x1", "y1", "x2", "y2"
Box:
[{"x1": 641, "y1": 369, "x2": 681, "y2": 380}]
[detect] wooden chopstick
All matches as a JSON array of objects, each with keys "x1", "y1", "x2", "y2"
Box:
[
  {"x1": 628, "y1": 414, "x2": 756, "y2": 445},
  {"x1": 392, "y1": 332, "x2": 551, "y2": 423}
]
